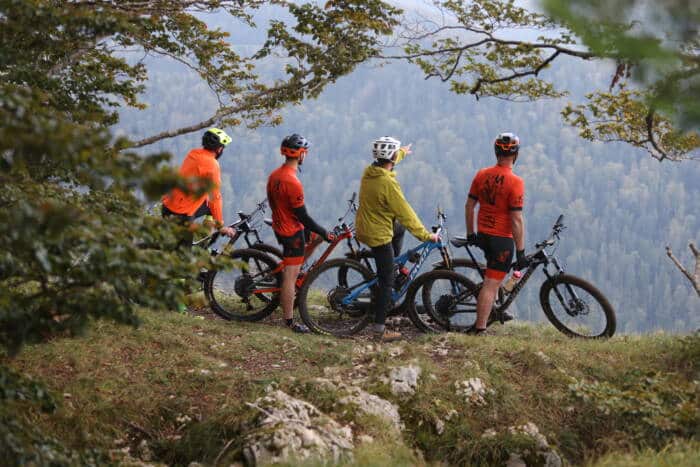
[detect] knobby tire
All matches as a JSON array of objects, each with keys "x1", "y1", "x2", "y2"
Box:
[{"x1": 539, "y1": 273, "x2": 616, "y2": 338}]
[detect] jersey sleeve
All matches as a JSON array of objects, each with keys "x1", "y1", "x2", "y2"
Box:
[
  {"x1": 508, "y1": 176, "x2": 525, "y2": 211},
  {"x1": 468, "y1": 171, "x2": 481, "y2": 201},
  {"x1": 288, "y1": 178, "x2": 305, "y2": 209},
  {"x1": 386, "y1": 179, "x2": 432, "y2": 242}
]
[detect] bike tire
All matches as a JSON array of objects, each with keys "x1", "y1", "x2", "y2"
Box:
[
  {"x1": 204, "y1": 248, "x2": 281, "y2": 321},
  {"x1": 539, "y1": 273, "x2": 616, "y2": 338},
  {"x1": 432, "y1": 258, "x2": 509, "y2": 305},
  {"x1": 405, "y1": 269, "x2": 479, "y2": 333},
  {"x1": 432, "y1": 257, "x2": 483, "y2": 272},
  {"x1": 297, "y1": 258, "x2": 374, "y2": 336},
  {"x1": 250, "y1": 242, "x2": 284, "y2": 262}
]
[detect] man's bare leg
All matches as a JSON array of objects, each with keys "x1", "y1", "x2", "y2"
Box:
[
  {"x1": 281, "y1": 263, "x2": 302, "y2": 320},
  {"x1": 475, "y1": 276, "x2": 501, "y2": 329}
]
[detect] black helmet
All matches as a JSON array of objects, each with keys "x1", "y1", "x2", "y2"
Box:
[
  {"x1": 280, "y1": 133, "x2": 310, "y2": 158},
  {"x1": 202, "y1": 128, "x2": 232, "y2": 151},
  {"x1": 494, "y1": 132, "x2": 520, "y2": 157}
]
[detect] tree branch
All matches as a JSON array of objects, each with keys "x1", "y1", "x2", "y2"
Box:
[
  {"x1": 125, "y1": 78, "x2": 313, "y2": 148},
  {"x1": 645, "y1": 111, "x2": 669, "y2": 162},
  {"x1": 666, "y1": 243, "x2": 700, "y2": 297},
  {"x1": 380, "y1": 37, "x2": 593, "y2": 61},
  {"x1": 470, "y1": 50, "x2": 560, "y2": 96}
]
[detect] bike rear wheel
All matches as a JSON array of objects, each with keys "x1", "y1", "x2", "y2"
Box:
[
  {"x1": 204, "y1": 248, "x2": 281, "y2": 321},
  {"x1": 250, "y1": 242, "x2": 284, "y2": 263},
  {"x1": 405, "y1": 269, "x2": 479, "y2": 333},
  {"x1": 297, "y1": 258, "x2": 374, "y2": 336},
  {"x1": 539, "y1": 273, "x2": 616, "y2": 338}
]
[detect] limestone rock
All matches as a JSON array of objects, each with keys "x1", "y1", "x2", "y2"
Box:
[
  {"x1": 507, "y1": 422, "x2": 562, "y2": 467},
  {"x1": 535, "y1": 350, "x2": 553, "y2": 366},
  {"x1": 313, "y1": 378, "x2": 403, "y2": 432},
  {"x1": 455, "y1": 378, "x2": 492, "y2": 406},
  {"x1": 506, "y1": 453, "x2": 527, "y2": 467},
  {"x1": 243, "y1": 389, "x2": 354, "y2": 466},
  {"x1": 340, "y1": 386, "x2": 404, "y2": 432},
  {"x1": 389, "y1": 364, "x2": 422, "y2": 396}
]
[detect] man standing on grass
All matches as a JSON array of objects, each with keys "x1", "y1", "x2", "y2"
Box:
[{"x1": 464, "y1": 132, "x2": 529, "y2": 334}]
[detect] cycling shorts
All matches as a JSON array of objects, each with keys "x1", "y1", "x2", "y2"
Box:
[
  {"x1": 274, "y1": 228, "x2": 317, "y2": 265},
  {"x1": 477, "y1": 232, "x2": 514, "y2": 281}
]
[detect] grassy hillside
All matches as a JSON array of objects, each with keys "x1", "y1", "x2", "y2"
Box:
[{"x1": 3, "y1": 310, "x2": 698, "y2": 466}]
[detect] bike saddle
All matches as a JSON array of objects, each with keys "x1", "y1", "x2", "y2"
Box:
[
  {"x1": 264, "y1": 218, "x2": 273, "y2": 226},
  {"x1": 451, "y1": 236, "x2": 469, "y2": 248}
]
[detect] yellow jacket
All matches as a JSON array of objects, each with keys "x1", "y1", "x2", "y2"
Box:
[{"x1": 355, "y1": 163, "x2": 432, "y2": 247}]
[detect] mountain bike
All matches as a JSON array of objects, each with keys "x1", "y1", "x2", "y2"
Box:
[
  {"x1": 405, "y1": 215, "x2": 616, "y2": 338},
  {"x1": 202, "y1": 194, "x2": 366, "y2": 321},
  {"x1": 194, "y1": 199, "x2": 282, "y2": 261},
  {"x1": 296, "y1": 209, "x2": 452, "y2": 336},
  {"x1": 198, "y1": 199, "x2": 289, "y2": 318}
]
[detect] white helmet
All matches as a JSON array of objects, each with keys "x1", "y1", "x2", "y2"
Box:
[{"x1": 372, "y1": 136, "x2": 401, "y2": 162}]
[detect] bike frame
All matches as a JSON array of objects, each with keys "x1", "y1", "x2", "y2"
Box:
[
  {"x1": 193, "y1": 200, "x2": 269, "y2": 253},
  {"x1": 260, "y1": 226, "x2": 357, "y2": 291},
  {"x1": 461, "y1": 215, "x2": 585, "y2": 318},
  {"x1": 249, "y1": 193, "x2": 365, "y2": 294},
  {"x1": 340, "y1": 216, "x2": 450, "y2": 306}
]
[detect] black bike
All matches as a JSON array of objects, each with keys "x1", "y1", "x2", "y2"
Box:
[
  {"x1": 405, "y1": 215, "x2": 616, "y2": 338},
  {"x1": 200, "y1": 200, "x2": 285, "y2": 320}
]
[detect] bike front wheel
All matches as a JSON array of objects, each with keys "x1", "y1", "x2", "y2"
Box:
[
  {"x1": 539, "y1": 273, "x2": 616, "y2": 338},
  {"x1": 405, "y1": 269, "x2": 479, "y2": 333},
  {"x1": 297, "y1": 258, "x2": 374, "y2": 336},
  {"x1": 204, "y1": 248, "x2": 281, "y2": 321}
]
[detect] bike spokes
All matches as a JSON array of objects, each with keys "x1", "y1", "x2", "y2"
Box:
[
  {"x1": 542, "y1": 276, "x2": 614, "y2": 338},
  {"x1": 413, "y1": 270, "x2": 479, "y2": 332},
  {"x1": 299, "y1": 259, "x2": 373, "y2": 336},
  {"x1": 206, "y1": 248, "x2": 280, "y2": 321}
]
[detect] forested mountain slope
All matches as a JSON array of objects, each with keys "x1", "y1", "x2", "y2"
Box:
[{"x1": 118, "y1": 41, "x2": 700, "y2": 334}]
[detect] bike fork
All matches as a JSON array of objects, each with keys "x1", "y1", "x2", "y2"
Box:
[{"x1": 543, "y1": 258, "x2": 582, "y2": 314}]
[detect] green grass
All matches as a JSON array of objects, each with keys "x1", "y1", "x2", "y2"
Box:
[{"x1": 3, "y1": 312, "x2": 698, "y2": 466}]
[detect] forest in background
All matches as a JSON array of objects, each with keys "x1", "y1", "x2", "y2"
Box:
[{"x1": 115, "y1": 9, "x2": 700, "y2": 334}]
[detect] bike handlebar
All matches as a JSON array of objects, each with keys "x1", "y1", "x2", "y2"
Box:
[{"x1": 533, "y1": 214, "x2": 566, "y2": 254}]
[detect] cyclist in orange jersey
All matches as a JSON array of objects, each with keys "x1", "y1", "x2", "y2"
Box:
[
  {"x1": 162, "y1": 128, "x2": 236, "y2": 239},
  {"x1": 267, "y1": 134, "x2": 335, "y2": 333},
  {"x1": 465, "y1": 132, "x2": 530, "y2": 334}
]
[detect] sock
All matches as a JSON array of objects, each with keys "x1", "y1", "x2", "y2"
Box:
[
  {"x1": 373, "y1": 323, "x2": 385, "y2": 333},
  {"x1": 285, "y1": 319, "x2": 294, "y2": 327}
]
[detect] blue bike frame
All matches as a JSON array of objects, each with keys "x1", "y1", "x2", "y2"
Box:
[{"x1": 340, "y1": 239, "x2": 445, "y2": 306}]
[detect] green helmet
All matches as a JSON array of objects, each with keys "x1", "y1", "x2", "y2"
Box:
[{"x1": 203, "y1": 128, "x2": 232, "y2": 150}]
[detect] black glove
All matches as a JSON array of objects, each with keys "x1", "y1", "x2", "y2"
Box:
[
  {"x1": 516, "y1": 249, "x2": 530, "y2": 270},
  {"x1": 467, "y1": 233, "x2": 479, "y2": 246}
]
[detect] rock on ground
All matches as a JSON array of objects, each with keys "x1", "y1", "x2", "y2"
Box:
[
  {"x1": 243, "y1": 389, "x2": 354, "y2": 466},
  {"x1": 313, "y1": 378, "x2": 404, "y2": 433},
  {"x1": 389, "y1": 364, "x2": 422, "y2": 396},
  {"x1": 455, "y1": 378, "x2": 492, "y2": 406},
  {"x1": 508, "y1": 422, "x2": 562, "y2": 467}
]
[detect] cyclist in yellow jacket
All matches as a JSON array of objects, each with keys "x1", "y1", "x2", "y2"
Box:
[{"x1": 356, "y1": 136, "x2": 438, "y2": 342}]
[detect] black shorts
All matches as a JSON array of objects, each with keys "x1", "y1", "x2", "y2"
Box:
[
  {"x1": 477, "y1": 232, "x2": 514, "y2": 280},
  {"x1": 275, "y1": 228, "x2": 316, "y2": 265},
  {"x1": 161, "y1": 201, "x2": 211, "y2": 223}
]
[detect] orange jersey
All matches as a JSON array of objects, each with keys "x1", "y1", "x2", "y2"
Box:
[
  {"x1": 468, "y1": 165, "x2": 524, "y2": 238},
  {"x1": 267, "y1": 164, "x2": 305, "y2": 236},
  {"x1": 162, "y1": 148, "x2": 223, "y2": 223}
]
